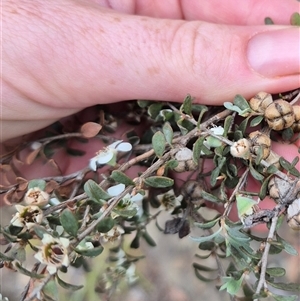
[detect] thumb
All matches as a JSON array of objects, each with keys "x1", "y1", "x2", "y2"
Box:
[{"x1": 5, "y1": 1, "x2": 300, "y2": 109}]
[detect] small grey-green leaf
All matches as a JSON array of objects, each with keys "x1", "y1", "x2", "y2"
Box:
[
  {"x1": 110, "y1": 170, "x2": 134, "y2": 186},
  {"x1": 201, "y1": 190, "x2": 222, "y2": 203},
  {"x1": 273, "y1": 294, "x2": 298, "y2": 301},
  {"x1": 195, "y1": 216, "x2": 220, "y2": 229},
  {"x1": 43, "y1": 279, "x2": 59, "y2": 301},
  {"x1": 223, "y1": 102, "x2": 243, "y2": 114},
  {"x1": 147, "y1": 103, "x2": 163, "y2": 119},
  {"x1": 152, "y1": 131, "x2": 166, "y2": 157},
  {"x1": 290, "y1": 12, "x2": 300, "y2": 26},
  {"x1": 193, "y1": 137, "x2": 204, "y2": 163},
  {"x1": 130, "y1": 232, "x2": 140, "y2": 249},
  {"x1": 197, "y1": 241, "x2": 215, "y2": 251},
  {"x1": 144, "y1": 176, "x2": 174, "y2": 188},
  {"x1": 279, "y1": 157, "x2": 300, "y2": 177},
  {"x1": 159, "y1": 109, "x2": 174, "y2": 121},
  {"x1": 190, "y1": 227, "x2": 222, "y2": 243},
  {"x1": 84, "y1": 179, "x2": 110, "y2": 203},
  {"x1": 177, "y1": 118, "x2": 193, "y2": 135},
  {"x1": 165, "y1": 159, "x2": 179, "y2": 170},
  {"x1": 28, "y1": 179, "x2": 46, "y2": 190},
  {"x1": 259, "y1": 175, "x2": 272, "y2": 200},
  {"x1": 223, "y1": 115, "x2": 233, "y2": 137},
  {"x1": 75, "y1": 245, "x2": 104, "y2": 257},
  {"x1": 233, "y1": 94, "x2": 251, "y2": 111},
  {"x1": 250, "y1": 115, "x2": 264, "y2": 127},
  {"x1": 265, "y1": 17, "x2": 274, "y2": 24},
  {"x1": 142, "y1": 230, "x2": 157, "y2": 247},
  {"x1": 163, "y1": 122, "x2": 174, "y2": 145},
  {"x1": 180, "y1": 94, "x2": 193, "y2": 115},
  {"x1": 194, "y1": 268, "x2": 218, "y2": 282},
  {"x1": 0, "y1": 251, "x2": 14, "y2": 262},
  {"x1": 266, "y1": 267, "x2": 286, "y2": 277},
  {"x1": 267, "y1": 281, "x2": 300, "y2": 292},
  {"x1": 276, "y1": 234, "x2": 298, "y2": 256},
  {"x1": 33, "y1": 225, "x2": 51, "y2": 240},
  {"x1": 113, "y1": 207, "x2": 138, "y2": 218},
  {"x1": 15, "y1": 262, "x2": 44, "y2": 279},
  {"x1": 137, "y1": 99, "x2": 150, "y2": 108},
  {"x1": 238, "y1": 117, "x2": 250, "y2": 135},
  {"x1": 249, "y1": 162, "x2": 264, "y2": 181},
  {"x1": 96, "y1": 217, "x2": 115, "y2": 233},
  {"x1": 196, "y1": 105, "x2": 208, "y2": 128},
  {"x1": 60, "y1": 209, "x2": 79, "y2": 237},
  {"x1": 193, "y1": 262, "x2": 218, "y2": 272},
  {"x1": 56, "y1": 274, "x2": 83, "y2": 291}
]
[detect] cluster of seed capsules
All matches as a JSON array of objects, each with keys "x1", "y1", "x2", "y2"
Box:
[
  {"x1": 249, "y1": 91, "x2": 300, "y2": 132},
  {"x1": 230, "y1": 92, "x2": 299, "y2": 163},
  {"x1": 231, "y1": 92, "x2": 300, "y2": 230}
]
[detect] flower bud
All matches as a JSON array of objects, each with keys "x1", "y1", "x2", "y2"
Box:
[
  {"x1": 249, "y1": 92, "x2": 273, "y2": 113},
  {"x1": 248, "y1": 131, "x2": 271, "y2": 160},
  {"x1": 287, "y1": 199, "x2": 300, "y2": 230},
  {"x1": 24, "y1": 187, "x2": 50, "y2": 207},
  {"x1": 264, "y1": 100, "x2": 295, "y2": 131},
  {"x1": 230, "y1": 138, "x2": 251, "y2": 159},
  {"x1": 291, "y1": 105, "x2": 300, "y2": 132}
]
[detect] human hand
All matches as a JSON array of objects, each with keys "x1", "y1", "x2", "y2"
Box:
[{"x1": 3, "y1": 0, "x2": 300, "y2": 142}]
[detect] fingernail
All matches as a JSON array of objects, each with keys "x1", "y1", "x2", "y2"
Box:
[{"x1": 247, "y1": 28, "x2": 300, "y2": 77}]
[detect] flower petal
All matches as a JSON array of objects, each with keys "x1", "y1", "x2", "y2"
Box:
[
  {"x1": 107, "y1": 183, "x2": 125, "y2": 196},
  {"x1": 116, "y1": 142, "x2": 132, "y2": 152}
]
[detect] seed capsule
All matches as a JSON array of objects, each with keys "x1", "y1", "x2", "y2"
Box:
[
  {"x1": 181, "y1": 180, "x2": 204, "y2": 205},
  {"x1": 287, "y1": 199, "x2": 300, "y2": 230},
  {"x1": 291, "y1": 105, "x2": 300, "y2": 132},
  {"x1": 230, "y1": 138, "x2": 251, "y2": 159},
  {"x1": 264, "y1": 100, "x2": 295, "y2": 131},
  {"x1": 173, "y1": 147, "x2": 197, "y2": 172},
  {"x1": 248, "y1": 131, "x2": 271, "y2": 160},
  {"x1": 249, "y1": 92, "x2": 273, "y2": 114},
  {"x1": 268, "y1": 176, "x2": 293, "y2": 203}
]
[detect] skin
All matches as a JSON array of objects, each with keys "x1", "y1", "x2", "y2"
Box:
[
  {"x1": 2, "y1": 0, "x2": 300, "y2": 141},
  {"x1": 1, "y1": 0, "x2": 299, "y2": 211}
]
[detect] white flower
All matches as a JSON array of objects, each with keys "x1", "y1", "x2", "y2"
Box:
[
  {"x1": 156, "y1": 189, "x2": 183, "y2": 212},
  {"x1": 203, "y1": 126, "x2": 224, "y2": 150},
  {"x1": 24, "y1": 187, "x2": 50, "y2": 207},
  {"x1": 112, "y1": 192, "x2": 145, "y2": 219},
  {"x1": 107, "y1": 183, "x2": 125, "y2": 196},
  {"x1": 125, "y1": 263, "x2": 139, "y2": 284},
  {"x1": 0, "y1": 293, "x2": 9, "y2": 301},
  {"x1": 100, "y1": 226, "x2": 125, "y2": 244},
  {"x1": 89, "y1": 140, "x2": 132, "y2": 171},
  {"x1": 34, "y1": 234, "x2": 70, "y2": 274},
  {"x1": 10, "y1": 204, "x2": 43, "y2": 229}
]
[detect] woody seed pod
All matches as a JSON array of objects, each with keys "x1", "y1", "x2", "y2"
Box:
[
  {"x1": 268, "y1": 176, "x2": 293, "y2": 203},
  {"x1": 248, "y1": 131, "x2": 271, "y2": 160},
  {"x1": 181, "y1": 180, "x2": 204, "y2": 205},
  {"x1": 287, "y1": 199, "x2": 300, "y2": 230},
  {"x1": 249, "y1": 92, "x2": 273, "y2": 113},
  {"x1": 291, "y1": 105, "x2": 300, "y2": 132},
  {"x1": 264, "y1": 150, "x2": 280, "y2": 171},
  {"x1": 230, "y1": 138, "x2": 251, "y2": 159},
  {"x1": 173, "y1": 147, "x2": 197, "y2": 172},
  {"x1": 264, "y1": 99, "x2": 295, "y2": 130}
]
